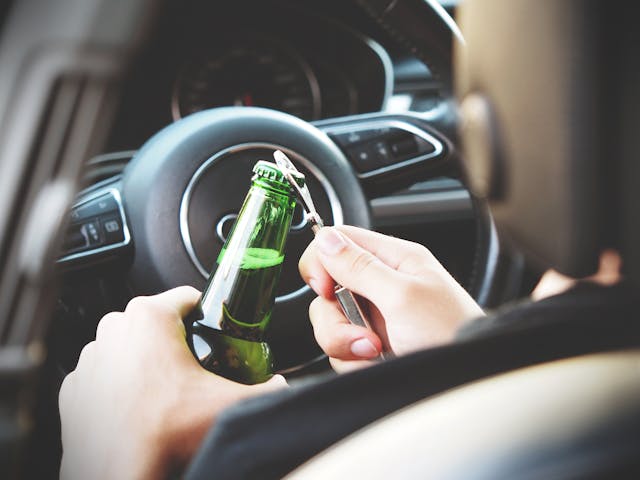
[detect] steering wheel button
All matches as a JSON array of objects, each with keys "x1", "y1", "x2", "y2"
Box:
[
  {"x1": 357, "y1": 150, "x2": 371, "y2": 162},
  {"x1": 347, "y1": 144, "x2": 379, "y2": 172},
  {"x1": 390, "y1": 137, "x2": 418, "y2": 158},
  {"x1": 347, "y1": 132, "x2": 363, "y2": 143},
  {"x1": 331, "y1": 129, "x2": 378, "y2": 148},
  {"x1": 72, "y1": 193, "x2": 119, "y2": 222},
  {"x1": 104, "y1": 220, "x2": 120, "y2": 233},
  {"x1": 416, "y1": 136, "x2": 436, "y2": 154},
  {"x1": 101, "y1": 215, "x2": 124, "y2": 243},
  {"x1": 81, "y1": 221, "x2": 102, "y2": 246},
  {"x1": 374, "y1": 126, "x2": 392, "y2": 136},
  {"x1": 373, "y1": 141, "x2": 392, "y2": 161},
  {"x1": 63, "y1": 227, "x2": 89, "y2": 252}
]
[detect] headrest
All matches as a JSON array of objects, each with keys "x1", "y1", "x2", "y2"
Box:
[{"x1": 455, "y1": 0, "x2": 640, "y2": 284}]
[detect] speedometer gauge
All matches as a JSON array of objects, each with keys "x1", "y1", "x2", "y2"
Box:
[{"x1": 172, "y1": 37, "x2": 321, "y2": 121}]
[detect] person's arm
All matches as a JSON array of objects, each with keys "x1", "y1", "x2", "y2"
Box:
[
  {"x1": 532, "y1": 249, "x2": 622, "y2": 300},
  {"x1": 58, "y1": 287, "x2": 286, "y2": 480},
  {"x1": 298, "y1": 226, "x2": 485, "y2": 372}
]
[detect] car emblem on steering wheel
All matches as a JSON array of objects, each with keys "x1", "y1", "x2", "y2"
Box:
[{"x1": 215, "y1": 203, "x2": 308, "y2": 243}]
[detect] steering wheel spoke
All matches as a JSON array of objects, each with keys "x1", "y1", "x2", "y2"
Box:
[{"x1": 57, "y1": 180, "x2": 132, "y2": 269}]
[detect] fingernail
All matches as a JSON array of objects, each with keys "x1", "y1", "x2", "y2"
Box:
[
  {"x1": 316, "y1": 228, "x2": 347, "y2": 255},
  {"x1": 350, "y1": 338, "x2": 379, "y2": 358}
]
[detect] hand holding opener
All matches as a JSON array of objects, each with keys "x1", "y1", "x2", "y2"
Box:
[{"x1": 273, "y1": 150, "x2": 385, "y2": 359}]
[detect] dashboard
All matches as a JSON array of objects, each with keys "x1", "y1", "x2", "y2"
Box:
[
  {"x1": 105, "y1": 0, "x2": 444, "y2": 152},
  {"x1": 170, "y1": 28, "x2": 386, "y2": 122}
]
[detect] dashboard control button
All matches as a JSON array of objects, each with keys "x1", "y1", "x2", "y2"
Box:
[
  {"x1": 331, "y1": 125, "x2": 440, "y2": 172},
  {"x1": 63, "y1": 229, "x2": 88, "y2": 251},
  {"x1": 372, "y1": 140, "x2": 393, "y2": 166},
  {"x1": 390, "y1": 137, "x2": 418, "y2": 157},
  {"x1": 81, "y1": 221, "x2": 102, "y2": 246},
  {"x1": 71, "y1": 193, "x2": 118, "y2": 222},
  {"x1": 331, "y1": 129, "x2": 378, "y2": 148},
  {"x1": 374, "y1": 126, "x2": 392, "y2": 136},
  {"x1": 416, "y1": 136, "x2": 436, "y2": 154},
  {"x1": 347, "y1": 144, "x2": 383, "y2": 172},
  {"x1": 324, "y1": 119, "x2": 445, "y2": 179},
  {"x1": 101, "y1": 215, "x2": 124, "y2": 244},
  {"x1": 104, "y1": 219, "x2": 120, "y2": 233}
]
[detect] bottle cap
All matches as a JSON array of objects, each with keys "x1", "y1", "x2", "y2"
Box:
[{"x1": 253, "y1": 160, "x2": 287, "y2": 183}]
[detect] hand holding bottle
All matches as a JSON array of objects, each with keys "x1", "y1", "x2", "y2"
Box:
[
  {"x1": 59, "y1": 287, "x2": 286, "y2": 480},
  {"x1": 298, "y1": 226, "x2": 485, "y2": 372}
]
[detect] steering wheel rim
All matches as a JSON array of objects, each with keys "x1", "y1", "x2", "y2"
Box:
[{"x1": 122, "y1": 107, "x2": 371, "y2": 371}]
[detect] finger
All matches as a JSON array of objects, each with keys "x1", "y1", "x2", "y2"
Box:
[
  {"x1": 299, "y1": 226, "x2": 434, "y2": 300},
  {"x1": 302, "y1": 227, "x2": 387, "y2": 298},
  {"x1": 95, "y1": 311, "x2": 124, "y2": 340},
  {"x1": 299, "y1": 244, "x2": 336, "y2": 298},
  {"x1": 592, "y1": 249, "x2": 622, "y2": 286},
  {"x1": 149, "y1": 286, "x2": 202, "y2": 318},
  {"x1": 76, "y1": 341, "x2": 96, "y2": 369},
  {"x1": 124, "y1": 287, "x2": 201, "y2": 330},
  {"x1": 261, "y1": 374, "x2": 288, "y2": 390},
  {"x1": 329, "y1": 357, "x2": 376, "y2": 374},
  {"x1": 306, "y1": 227, "x2": 406, "y2": 303},
  {"x1": 309, "y1": 296, "x2": 382, "y2": 360},
  {"x1": 334, "y1": 225, "x2": 437, "y2": 276},
  {"x1": 299, "y1": 226, "x2": 435, "y2": 291},
  {"x1": 58, "y1": 371, "x2": 75, "y2": 417}
]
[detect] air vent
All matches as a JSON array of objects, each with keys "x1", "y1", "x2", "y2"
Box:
[{"x1": 0, "y1": 74, "x2": 115, "y2": 346}]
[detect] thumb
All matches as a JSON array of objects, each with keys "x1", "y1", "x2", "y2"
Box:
[
  {"x1": 258, "y1": 374, "x2": 288, "y2": 391},
  {"x1": 313, "y1": 227, "x2": 401, "y2": 303}
]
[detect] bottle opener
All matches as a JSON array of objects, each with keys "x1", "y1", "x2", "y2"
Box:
[{"x1": 273, "y1": 150, "x2": 384, "y2": 358}]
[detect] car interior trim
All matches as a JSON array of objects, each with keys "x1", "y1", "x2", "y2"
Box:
[
  {"x1": 290, "y1": 8, "x2": 395, "y2": 114},
  {"x1": 370, "y1": 188, "x2": 472, "y2": 225},
  {"x1": 85, "y1": 150, "x2": 138, "y2": 166},
  {"x1": 361, "y1": 33, "x2": 394, "y2": 111},
  {"x1": 314, "y1": 108, "x2": 441, "y2": 130}
]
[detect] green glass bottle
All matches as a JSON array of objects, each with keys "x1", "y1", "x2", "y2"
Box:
[{"x1": 184, "y1": 160, "x2": 297, "y2": 384}]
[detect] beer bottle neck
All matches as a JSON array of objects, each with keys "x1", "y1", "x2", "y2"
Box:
[{"x1": 250, "y1": 176, "x2": 294, "y2": 198}]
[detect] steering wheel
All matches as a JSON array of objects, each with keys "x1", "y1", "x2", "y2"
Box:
[{"x1": 60, "y1": 0, "x2": 502, "y2": 373}]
